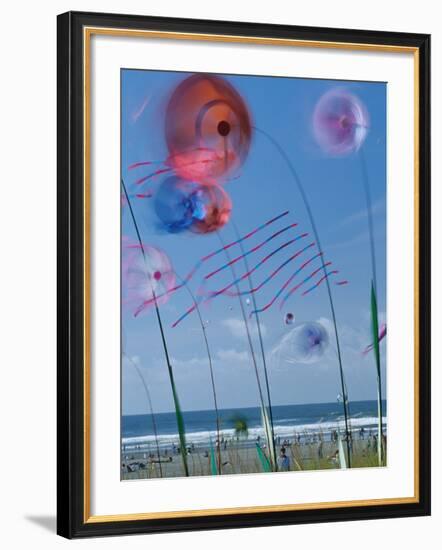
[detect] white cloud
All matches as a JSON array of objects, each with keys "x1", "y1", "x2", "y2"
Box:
[
  {"x1": 170, "y1": 355, "x2": 208, "y2": 370},
  {"x1": 324, "y1": 230, "x2": 369, "y2": 251},
  {"x1": 170, "y1": 348, "x2": 249, "y2": 371},
  {"x1": 216, "y1": 348, "x2": 248, "y2": 363},
  {"x1": 324, "y1": 198, "x2": 386, "y2": 251},
  {"x1": 149, "y1": 347, "x2": 250, "y2": 378},
  {"x1": 124, "y1": 313, "x2": 387, "y2": 414},
  {"x1": 339, "y1": 197, "x2": 385, "y2": 227},
  {"x1": 221, "y1": 317, "x2": 267, "y2": 340}
]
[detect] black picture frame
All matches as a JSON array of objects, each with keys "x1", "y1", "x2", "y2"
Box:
[{"x1": 57, "y1": 11, "x2": 431, "y2": 539}]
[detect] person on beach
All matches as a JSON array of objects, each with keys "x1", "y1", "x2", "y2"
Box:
[
  {"x1": 373, "y1": 434, "x2": 378, "y2": 453},
  {"x1": 328, "y1": 450, "x2": 339, "y2": 465},
  {"x1": 317, "y1": 439, "x2": 324, "y2": 460},
  {"x1": 277, "y1": 447, "x2": 290, "y2": 471}
]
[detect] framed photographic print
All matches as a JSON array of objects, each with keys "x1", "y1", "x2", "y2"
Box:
[{"x1": 57, "y1": 11, "x2": 431, "y2": 538}]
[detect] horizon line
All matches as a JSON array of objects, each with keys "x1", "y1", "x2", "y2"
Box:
[{"x1": 122, "y1": 397, "x2": 387, "y2": 417}]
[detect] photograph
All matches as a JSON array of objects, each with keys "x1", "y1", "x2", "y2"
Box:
[
  {"x1": 120, "y1": 69, "x2": 387, "y2": 481},
  {"x1": 0, "y1": 1, "x2": 436, "y2": 546},
  {"x1": 55, "y1": 11, "x2": 430, "y2": 537}
]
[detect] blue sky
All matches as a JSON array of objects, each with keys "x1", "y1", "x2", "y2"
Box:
[{"x1": 121, "y1": 69, "x2": 386, "y2": 415}]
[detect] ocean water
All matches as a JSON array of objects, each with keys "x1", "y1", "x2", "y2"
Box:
[{"x1": 122, "y1": 400, "x2": 386, "y2": 450}]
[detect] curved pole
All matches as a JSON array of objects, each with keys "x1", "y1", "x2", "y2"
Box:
[
  {"x1": 121, "y1": 178, "x2": 189, "y2": 476},
  {"x1": 253, "y1": 127, "x2": 352, "y2": 467},
  {"x1": 123, "y1": 353, "x2": 163, "y2": 478},
  {"x1": 231, "y1": 220, "x2": 277, "y2": 469},
  {"x1": 178, "y1": 276, "x2": 222, "y2": 474}
]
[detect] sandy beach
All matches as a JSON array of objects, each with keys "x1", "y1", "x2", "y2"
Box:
[{"x1": 121, "y1": 434, "x2": 384, "y2": 480}]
